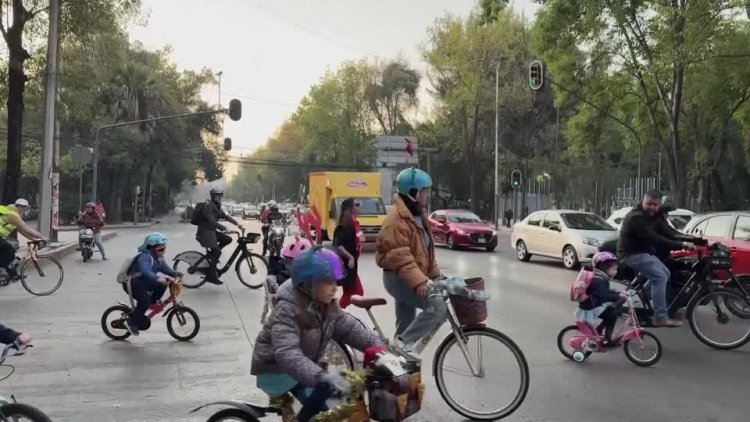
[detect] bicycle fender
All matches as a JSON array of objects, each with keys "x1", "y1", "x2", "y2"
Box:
[
  {"x1": 172, "y1": 251, "x2": 206, "y2": 268},
  {"x1": 189, "y1": 400, "x2": 263, "y2": 417}
]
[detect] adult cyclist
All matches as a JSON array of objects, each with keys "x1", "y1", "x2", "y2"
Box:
[
  {"x1": 260, "y1": 200, "x2": 283, "y2": 256},
  {"x1": 375, "y1": 168, "x2": 444, "y2": 357},
  {"x1": 0, "y1": 199, "x2": 45, "y2": 278},
  {"x1": 195, "y1": 187, "x2": 241, "y2": 285}
]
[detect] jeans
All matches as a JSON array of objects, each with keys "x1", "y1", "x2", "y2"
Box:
[
  {"x1": 0, "y1": 238, "x2": 15, "y2": 269},
  {"x1": 383, "y1": 271, "x2": 447, "y2": 346},
  {"x1": 622, "y1": 253, "x2": 670, "y2": 320},
  {"x1": 127, "y1": 278, "x2": 167, "y2": 329},
  {"x1": 290, "y1": 383, "x2": 331, "y2": 422},
  {"x1": 206, "y1": 231, "x2": 232, "y2": 281},
  {"x1": 93, "y1": 233, "x2": 105, "y2": 257}
]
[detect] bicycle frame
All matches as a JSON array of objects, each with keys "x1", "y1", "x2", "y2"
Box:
[
  {"x1": 121, "y1": 279, "x2": 184, "y2": 320},
  {"x1": 189, "y1": 236, "x2": 254, "y2": 277},
  {"x1": 572, "y1": 296, "x2": 643, "y2": 352}
]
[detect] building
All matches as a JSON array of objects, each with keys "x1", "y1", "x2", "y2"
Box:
[{"x1": 374, "y1": 135, "x2": 419, "y2": 204}]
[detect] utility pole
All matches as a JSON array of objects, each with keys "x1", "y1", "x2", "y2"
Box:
[
  {"x1": 39, "y1": 0, "x2": 61, "y2": 240},
  {"x1": 494, "y1": 63, "x2": 500, "y2": 230},
  {"x1": 217, "y1": 71, "x2": 223, "y2": 107}
]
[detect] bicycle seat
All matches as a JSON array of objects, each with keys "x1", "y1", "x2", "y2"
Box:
[{"x1": 350, "y1": 296, "x2": 387, "y2": 309}]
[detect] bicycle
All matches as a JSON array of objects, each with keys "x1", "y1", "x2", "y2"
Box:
[
  {"x1": 616, "y1": 242, "x2": 750, "y2": 350},
  {"x1": 0, "y1": 241, "x2": 63, "y2": 296},
  {"x1": 100, "y1": 275, "x2": 200, "y2": 341},
  {"x1": 0, "y1": 342, "x2": 52, "y2": 421},
  {"x1": 339, "y1": 277, "x2": 529, "y2": 421},
  {"x1": 172, "y1": 228, "x2": 268, "y2": 289},
  {"x1": 557, "y1": 292, "x2": 663, "y2": 367}
]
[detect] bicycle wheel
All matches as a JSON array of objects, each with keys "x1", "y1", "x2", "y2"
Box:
[
  {"x1": 173, "y1": 251, "x2": 209, "y2": 289},
  {"x1": 433, "y1": 326, "x2": 529, "y2": 420},
  {"x1": 724, "y1": 276, "x2": 750, "y2": 317},
  {"x1": 622, "y1": 331, "x2": 662, "y2": 367},
  {"x1": 687, "y1": 287, "x2": 750, "y2": 350},
  {"x1": 322, "y1": 340, "x2": 355, "y2": 373},
  {"x1": 236, "y1": 253, "x2": 267, "y2": 289},
  {"x1": 556, "y1": 325, "x2": 593, "y2": 362},
  {"x1": 101, "y1": 304, "x2": 132, "y2": 340},
  {"x1": 207, "y1": 408, "x2": 259, "y2": 422},
  {"x1": 167, "y1": 305, "x2": 200, "y2": 341},
  {"x1": 0, "y1": 402, "x2": 53, "y2": 421},
  {"x1": 20, "y1": 256, "x2": 64, "y2": 296}
]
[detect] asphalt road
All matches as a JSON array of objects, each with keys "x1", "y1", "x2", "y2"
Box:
[{"x1": 0, "y1": 219, "x2": 747, "y2": 421}]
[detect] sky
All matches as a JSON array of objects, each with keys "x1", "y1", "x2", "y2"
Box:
[{"x1": 128, "y1": 0, "x2": 540, "y2": 155}]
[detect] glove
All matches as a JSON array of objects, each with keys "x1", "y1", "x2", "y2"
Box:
[{"x1": 319, "y1": 372, "x2": 350, "y2": 396}]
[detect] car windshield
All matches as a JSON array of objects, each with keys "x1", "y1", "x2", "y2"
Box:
[
  {"x1": 669, "y1": 215, "x2": 692, "y2": 230},
  {"x1": 561, "y1": 213, "x2": 615, "y2": 231},
  {"x1": 336, "y1": 197, "x2": 386, "y2": 216},
  {"x1": 448, "y1": 211, "x2": 482, "y2": 223}
]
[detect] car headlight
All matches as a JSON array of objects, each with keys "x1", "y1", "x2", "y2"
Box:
[
  {"x1": 490, "y1": 230, "x2": 497, "y2": 237},
  {"x1": 582, "y1": 237, "x2": 601, "y2": 247},
  {"x1": 455, "y1": 229, "x2": 466, "y2": 235}
]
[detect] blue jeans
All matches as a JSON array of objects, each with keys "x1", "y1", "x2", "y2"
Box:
[
  {"x1": 290, "y1": 383, "x2": 331, "y2": 422},
  {"x1": 383, "y1": 271, "x2": 447, "y2": 346},
  {"x1": 127, "y1": 278, "x2": 167, "y2": 328},
  {"x1": 622, "y1": 253, "x2": 670, "y2": 320}
]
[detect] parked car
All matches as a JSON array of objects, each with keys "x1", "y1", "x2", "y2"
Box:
[
  {"x1": 511, "y1": 210, "x2": 618, "y2": 269},
  {"x1": 608, "y1": 206, "x2": 695, "y2": 230},
  {"x1": 242, "y1": 205, "x2": 260, "y2": 220},
  {"x1": 428, "y1": 209, "x2": 497, "y2": 251},
  {"x1": 678, "y1": 211, "x2": 750, "y2": 275}
]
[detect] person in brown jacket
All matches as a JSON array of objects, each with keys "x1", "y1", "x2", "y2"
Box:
[{"x1": 376, "y1": 168, "x2": 445, "y2": 356}]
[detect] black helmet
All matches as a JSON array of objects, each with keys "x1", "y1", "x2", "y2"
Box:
[{"x1": 209, "y1": 187, "x2": 224, "y2": 196}]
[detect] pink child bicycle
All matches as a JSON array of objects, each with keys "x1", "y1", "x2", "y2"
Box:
[{"x1": 557, "y1": 292, "x2": 664, "y2": 367}]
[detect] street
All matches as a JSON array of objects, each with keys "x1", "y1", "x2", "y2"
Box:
[{"x1": 0, "y1": 219, "x2": 748, "y2": 422}]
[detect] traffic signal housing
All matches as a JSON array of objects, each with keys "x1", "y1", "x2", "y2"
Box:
[
  {"x1": 511, "y1": 170, "x2": 522, "y2": 189},
  {"x1": 529, "y1": 60, "x2": 544, "y2": 90},
  {"x1": 228, "y1": 99, "x2": 242, "y2": 121},
  {"x1": 223, "y1": 137, "x2": 232, "y2": 151}
]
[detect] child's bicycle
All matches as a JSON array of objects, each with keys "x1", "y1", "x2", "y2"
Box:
[
  {"x1": 0, "y1": 341, "x2": 52, "y2": 421},
  {"x1": 100, "y1": 275, "x2": 201, "y2": 341},
  {"x1": 557, "y1": 292, "x2": 663, "y2": 367}
]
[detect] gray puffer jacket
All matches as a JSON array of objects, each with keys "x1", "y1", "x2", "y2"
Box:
[{"x1": 251, "y1": 282, "x2": 382, "y2": 387}]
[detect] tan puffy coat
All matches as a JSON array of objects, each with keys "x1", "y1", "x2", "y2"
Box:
[{"x1": 375, "y1": 197, "x2": 440, "y2": 288}]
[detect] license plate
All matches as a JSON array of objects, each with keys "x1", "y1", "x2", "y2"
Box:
[{"x1": 477, "y1": 238, "x2": 486, "y2": 243}]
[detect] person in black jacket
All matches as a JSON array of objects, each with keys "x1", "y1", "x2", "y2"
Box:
[
  {"x1": 0, "y1": 324, "x2": 31, "y2": 346},
  {"x1": 576, "y1": 252, "x2": 626, "y2": 346},
  {"x1": 617, "y1": 191, "x2": 695, "y2": 327},
  {"x1": 195, "y1": 187, "x2": 241, "y2": 285}
]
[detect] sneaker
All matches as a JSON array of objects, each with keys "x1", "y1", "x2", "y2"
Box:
[
  {"x1": 102, "y1": 256, "x2": 108, "y2": 261},
  {"x1": 126, "y1": 322, "x2": 140, "y2": 336},
  {"x1": 653, "y1": 318, "x2": 683, "y2": 328}
]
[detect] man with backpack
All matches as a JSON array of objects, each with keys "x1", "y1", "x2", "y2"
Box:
[{"x1": 191, "y1": 187, "x2": 241, "y2": 285}]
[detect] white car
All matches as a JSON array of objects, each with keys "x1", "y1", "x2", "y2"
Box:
[
  {"x1": 510, "y1": 210, "x2": 619, "y2": 270},
  {"x1": 607, "y1": 206, "x2": 694, "y2": 231}
]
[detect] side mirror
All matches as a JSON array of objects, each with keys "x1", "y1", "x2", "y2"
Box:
[
  {"x1": 223, "y1": 137, "x2": 232, "y2": 151},
  {"x1": 548, "y1": 224, "x2": 561, "y2": 232},
  {"x1": 228, "y1": 99, "x2": 242, "y2": 121}
]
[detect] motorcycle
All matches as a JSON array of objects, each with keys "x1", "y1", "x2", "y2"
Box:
[
  {"x1": 267, "y1": 219, "x2": 286, "y2": 257},
  {"x1": 79, "y1": 225, "x2": 96, "y2": 262}
]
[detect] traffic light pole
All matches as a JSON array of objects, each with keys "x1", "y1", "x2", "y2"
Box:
[{"x1": 494, "y1": 64, "x2": 500, "y2": 230}]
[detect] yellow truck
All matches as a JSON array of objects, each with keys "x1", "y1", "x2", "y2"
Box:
[{"x1": 308, "y1": 171, "x2": 387, "y2": 243}]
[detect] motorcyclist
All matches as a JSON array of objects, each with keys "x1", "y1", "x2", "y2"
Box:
[
  {"x1": 261, "y1": 200, "x2": 284, "y2": 256},
  {"x1": 195, "y1": 187, "x2": 241, "y2": 285},
  {"x1": 617, "y1": 191, "x2": 695, "y2": 327},
  {"x1": 0, "y1": 199, "x2": 45, "y2": 278},
  {"x1": 78, "y1": 202, "x2": 107, "y2": 260}
]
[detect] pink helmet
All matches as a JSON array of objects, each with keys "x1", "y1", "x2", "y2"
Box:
[
  {"x1": 592, "y1": 251, "x2": 618, "y2": 268},
  {"x1": 282, "y1": 236, "x2": 312, "y2": 260}
]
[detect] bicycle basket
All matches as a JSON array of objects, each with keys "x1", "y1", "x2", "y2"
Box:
[
  {"x1": 450, "y1": 277, "x2": 487, "y2": 326},
  {"x1": 170, "y1": 280, "x2": 183, "y2": 297},
  {"x1": 245, "y1": 232, "x2": 262, "y2": 244}
]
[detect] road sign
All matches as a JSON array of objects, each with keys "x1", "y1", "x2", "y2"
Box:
[{"x1": 71, "y1": 145, "x2": 93, "y2": 166}]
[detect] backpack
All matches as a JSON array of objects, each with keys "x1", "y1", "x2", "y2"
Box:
[
  {"x1": 190, "y1": 202, "x2": 207, "y2": 226},
  {"x1": 116, "y1": 251, "x2": 153, "y2": 284},
  {"x1": 570, "y1": 267, "x2": 595, "y2": 302}
]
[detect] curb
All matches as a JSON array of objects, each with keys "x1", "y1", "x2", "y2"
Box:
[
  {"x1": 42, "y1": 232, "x2": 118, "y2": 260},
  {"x1": 56, "y1": 221, "x2": 157, "y2": 232}
]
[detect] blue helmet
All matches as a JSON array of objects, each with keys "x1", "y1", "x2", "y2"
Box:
[
  {"x1": 396, "y1": 168, "x2": 432, "y2": 198},
  {"x1": 144, "y1": 232, "x2": 167, "y2": 247},
  {"x1": 291, "y1": 246, "x2": 344, "y2": 288}
]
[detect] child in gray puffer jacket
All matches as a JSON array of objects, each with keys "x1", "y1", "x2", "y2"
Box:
[{"x1": 251, "y1": 246, "x2": 385, "y2": 421}]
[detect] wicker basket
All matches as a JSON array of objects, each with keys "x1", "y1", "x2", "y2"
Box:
[{"x1": 450, "y1": 277, "x2": 487, "y2": 326}]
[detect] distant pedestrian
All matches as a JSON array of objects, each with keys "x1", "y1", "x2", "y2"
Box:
[
  {"x1": 333, "y1": 198, "x2": 364, "y2": 308},
  {"x1": 95, "y1": 201, "x2": 106, "y2": 221}
]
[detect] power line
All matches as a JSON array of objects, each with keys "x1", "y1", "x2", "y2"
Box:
[{"x1": 219, "y1": 90, "x2": 298, "y2": 108}]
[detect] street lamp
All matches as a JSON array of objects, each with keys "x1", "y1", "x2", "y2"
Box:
[{"x1": 216, "y1": 71, "x2": 223, "y2": 107}]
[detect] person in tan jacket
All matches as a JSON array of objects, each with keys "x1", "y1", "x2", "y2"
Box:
[{"x1": 376, "y1": 168, "x2": 445, "y2": 355}]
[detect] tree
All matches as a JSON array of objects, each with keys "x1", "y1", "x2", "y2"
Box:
[{"x1": 365, "y1": 59, "x2": 420, "y2": 135}]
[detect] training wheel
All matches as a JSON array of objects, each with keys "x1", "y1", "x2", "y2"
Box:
[{"x1": 572, "y1": 351, "x2": 586, "y2": 362}]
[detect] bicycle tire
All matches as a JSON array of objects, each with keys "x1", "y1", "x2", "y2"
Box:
[
  {"x1": 556, "y1": 325, "x2": 593, "y2": 361},
  {"x1": 167, "y1": 305, "x2": 201, "y2": 341},
  {"x1": 622, "y1": 331, "x2": 662, "y2": 367},
  {"x1": 236, "y1": 253, "x2": 267, "y2": 289},
  {"x1": 20, "y1": 255, "x2": 64, "y2": 296},
  {"x1": 207, "y1": 408, "x2": 260, "y2": 422},
  {"x1": 0, "y1": 402, "x2": 53, "y2": 421},
  {"x1": 173, "y1": 251, "x2": 209, "y2": 289},
  {"x1": 724, "y1": 276, "x2": 750, "y2": 317},
  {"x1": 323, "y1": 340, "x2": 355, "y2": 372},
  {"x1": 433, "y1": 326, "x2": 529, "y2": 420},
  {"x1": 687, "y1": 287, "x2": 750, "y2": 350},
  {"x1": 101, "y1": 304, "x2": 132, "y2": 340}
]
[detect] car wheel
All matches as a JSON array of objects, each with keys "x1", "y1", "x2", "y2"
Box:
[
  {"x1": 562, "y1": 245, "x2": 580, "y2": 270},
  {"x1": 516, "y1": 240, "x2": 531, "y2": 262},
  {"x1": 447, "y1": 234, "x2": 458, "y2": 250}
]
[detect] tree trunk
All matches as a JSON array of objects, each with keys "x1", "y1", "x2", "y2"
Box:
[
  {"x1": 145, "y1": 162, "x2": 155, "y2": 220},
  {"x1": 1, "y1": 5, "x2": 31, "y2": 203}
]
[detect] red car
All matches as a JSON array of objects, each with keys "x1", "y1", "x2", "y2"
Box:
[
  {"x1": 428, "y1": 209, "x2": 498, "y2": 251},
  {"x1": 678, "y1": 211, "x2": 750, "y2": 275}
]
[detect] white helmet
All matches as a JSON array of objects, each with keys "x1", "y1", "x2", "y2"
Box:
[
  {"x1": 14, "y1": 198, "x2": 29, "y2": 207},
  {"x1": 268, "y1": 200, "x2": 277, "y2": 208}
]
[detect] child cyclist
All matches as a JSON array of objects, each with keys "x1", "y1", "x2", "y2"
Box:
[
  {"x1": 268, "y1": 235, "x2": 312, "y2": 286},
  {"x1": 126, "y1": 232, "x2": 178, "y2": 336},
  {"x1": 576, "y1": 251, "x2": 627, "y2": 347},
  {"x1": 251, "y1": 246, "x2": 385, "y2": 421}
]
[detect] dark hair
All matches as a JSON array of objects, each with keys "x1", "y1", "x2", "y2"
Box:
[
  {"x1": 339, "y1": 198, "x2": 355, "y2": 226},
  {"x1": 644, "y1": 190, "x2": 662, "y2": 199},
  {"x1": 398, "y1": 193, "x2": 423, "y2": 216}
]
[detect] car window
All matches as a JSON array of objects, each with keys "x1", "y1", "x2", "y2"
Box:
[
  {"x1": 690, "y1": 219, "x2": 708, "y2": 235},
  {"x1": 613, "y1": 217, "x2": 623, "y2": 225},
  {"x1": 527, "y1": 213, "x2": 543, "y2": 227},
  {"x1": 668, "y1": 215, "x2": 691, "y2": 230},
  {"x1": 560, "y1": 213, "x2": 615, "y2": 231},
  {"x1": 448, "y1": 211, "x2": 481, "y2": 223},
  {"x1": 542, "y1": 214, "x2": 560, "y2": 228},
  {"x1": 703, "y1": 215, "x2": 735, "y2": 238},
  {"x1": 733, "y1": 216, "x2": 750, "y2": 241}
]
